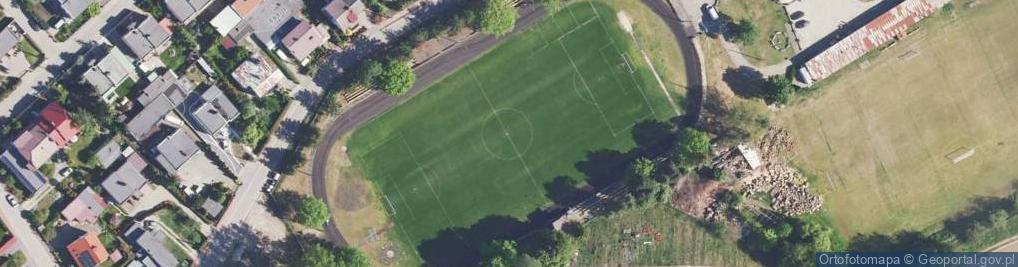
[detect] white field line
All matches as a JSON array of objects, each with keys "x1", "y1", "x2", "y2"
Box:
[
  {"x1": 589, "y1": 1, "x2": 682, "y2": 117},
  {"x1": 399, "y1": 135, "x2": 457, "y2": 227},
  {"x1": 466, "y1": 68, "x2": 545, "y2": 194},
  {"x1": 558, "y1": 39, "x2": 619, "y2": 136},
  {"x1": 597, "y1": 42, "x2": 660, "y2": 120},
  {"x1": 388, "y1": 176, "x2": 419, "y2": 221}
]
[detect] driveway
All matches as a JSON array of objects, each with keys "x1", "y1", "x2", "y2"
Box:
[{"x1": 0, "y1": 190, "x2": 56, "y2": 266}]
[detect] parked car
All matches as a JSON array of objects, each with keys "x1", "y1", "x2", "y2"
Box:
[
  {"x1": 59, "y1": 167, "x2": 74, "y2": 177},
  {"x1": 268, "y1": 171, "x2": 280, "y2": 181},
  {"x1": 6, "y1": 194, "x2": 18, "y2": 207},
  {"x1": 262, "y1": 179, "x2": 277, "y2": 193}
]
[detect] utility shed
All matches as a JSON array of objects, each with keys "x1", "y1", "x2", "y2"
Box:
[{"x1": 737, "y1": 144, "x2": 763, "y2": 170}]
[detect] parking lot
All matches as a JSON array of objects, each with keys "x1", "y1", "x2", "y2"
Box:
[{"x1": 783, "y1": 0, "x2": 879, "y2": 49}]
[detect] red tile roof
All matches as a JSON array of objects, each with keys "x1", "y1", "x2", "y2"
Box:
[
  {"x1": 38, "y1": 102, "x2": 79, "y2": 147},
  {"x1": 232, "y1": 0, "x2": 263, "y2": 17},
  {"x1": 66, "y1": 232, "x2": 109, "y2": 267}
]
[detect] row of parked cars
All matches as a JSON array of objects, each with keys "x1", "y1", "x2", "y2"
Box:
[{"x1": 263, "y1": 171, "x2": 280, "y2": 193}]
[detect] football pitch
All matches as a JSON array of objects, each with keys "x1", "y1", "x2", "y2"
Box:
[
  {"x1": 347, "y1": 1, "x2": 680, "y2": 253},
  {"x1": 781, "y1": 0, "x2": 1018, "y2": 236}
]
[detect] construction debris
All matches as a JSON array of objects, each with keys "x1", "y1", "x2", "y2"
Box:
[{"x1": 711, "y1": 128, "x2": 823, "y2": 217}]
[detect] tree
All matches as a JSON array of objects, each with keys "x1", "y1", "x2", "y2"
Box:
[
  {"x1": 763, "y1": 75, "x2": 795, "y2": 105},
  {"x1": 479, "y1": 0, "x2": 518, "y2": 36},
  {"x1": 0, "y1": 251, "x2": 25, "y2": 267},
  {"x1": 335, "y1": 247, "x2": 371, "y2": 267},
  {"x1": 992, "y1": 210, "x2": 1010, "y2": 229},
  {"x1": 299, "y1": 243, "x2": 338, "y2": 267},
  {"x1": 297, "y1": 197, "x2": 330, "y2": 227},
  {"x1": 727, "y1": 19, "x2": 757, "y2": 45},
  {"x1": 482, "y1": 240, "x2": 519, "y2": 267},
  {"x1": 522, "y1": 230, "x2": 576, "y2": 267},
  {"x1": 674, "y1": 127, "x2": 711, "y2": 167},
  {"x1": 626, "y1": 157, "x2": 655, "y2": 189},
  {"x1": 354, "y1": 59, "x2": 384, "y2": 87},
  {"x1": 376, "y1": 59, "x2": 415, "y2": 96}
]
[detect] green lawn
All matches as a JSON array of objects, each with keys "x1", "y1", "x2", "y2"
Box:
[
  {"x1": 159, "y1": 44, "x2": 187, "y2": 72},
  {"x1": 577, "y1": 205, "x2": 758, "y2": 266},
  {"x1": 157, "y1": 208, "x2": 205, "y2": 249},
  {"x1": 348, "y1": 1, "x2": 678, "y2": 257},
  {"x1": 114, "y1": 78, "x2": 136, "y2": 98},
  {"x1": 718, "y1": 0, "x2": 794, "y2": 66},
  {"x1": 17, "y1": 39, "x2": 42, "y2": 66}
]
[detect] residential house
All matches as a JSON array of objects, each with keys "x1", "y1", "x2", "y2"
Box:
[
  {"x1": 126, "y1": 71, "x2": 194, "y2": 140},
  {"x1": 0, "y1": 150, "x2": 48, "y2": 194},
  {"x1": 201, "y1": 198, "x2": 224, "y2": 218},
  {"x1": 164, "y1": 0, "x2": 212, "y2": 22},
  {"x1": 83, "y1": 47, "x2": 134, "y2": 102},
  {"x1": 95, "y1": 140, "x2": 122, "y2": 169},
  {"x1": 228, "y1": 0, "x2": 302, "y2": 48},
  {"x1": 123, "y1": 222, "x2": 181, "y2": 267},
  {"x1": 120, "y1": 14, "x2": 173, "y2": 60},
  {"x1": 210, "y1": 6, "x2": 243, "y2": 37},
  {"x1": 279, "y1": 18, "x2": 326, "y2": 63},
  {"x1": 8, "y1": 102, "x2": 80, "y2": 168},
  {"x1": 61, "y1": 187, "x2": 109, "y2": 224},
  {"x1": 187, "y1": 85, "x2": 240, "y2": 135},
  {"x1": 322, "y1": 0, "x2": 367, "y2": 33},
  {"x1": 230, "y1": 52, "x2": 283, "y2": 97},
  {"x1": 151, "y1": 129, "x2": 200, "y2": 175},
  {"x1": 46, "y1": 0, "x2": 99, "y2": 22},
  {"x1": 66, "y1": 231, "x2": 110, "y2": 267},
  {"x1": 0, "y1": 21, "x2": 31, "y2": 76},
  {"x1": 100, "y1": 153, "x2": 149, "y2": 204}
]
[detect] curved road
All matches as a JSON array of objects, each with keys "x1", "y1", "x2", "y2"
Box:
[{"x1": 310, "y1": 0, "x2": 705, "y2": 246}]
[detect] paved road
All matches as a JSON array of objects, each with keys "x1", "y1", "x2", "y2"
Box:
[
  {"x1": 216, "y1": 163, "x2": 272, "y2": 228},
  {"x1": 0, "y1": 191, "x2": 56, "y2": 266},
  {"x1": 0, "y1": 0, "x2": 135, "y2": 120}
]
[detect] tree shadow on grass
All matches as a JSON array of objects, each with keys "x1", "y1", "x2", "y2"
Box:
[
  {"x1": 722, "y1": 66, "x2": 766, "y2": 99},
  {"x1": 418, "y1": 215, "x2": 529, "y2": 266}
]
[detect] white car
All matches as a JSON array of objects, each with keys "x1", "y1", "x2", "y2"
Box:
[
  {"x1": 6, "y1": 194, "x2": 18, "y2": 207},
  {"x1": 59, "y1": 167, "x2": 74, "y2": 177},
  {"x1": 268, "y1": 171, "x2": 280, "y2": 181}
]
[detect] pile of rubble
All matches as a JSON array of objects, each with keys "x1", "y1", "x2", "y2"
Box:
[{"x1": 713, "y1": 128, "x2": 823, "y2": 216}]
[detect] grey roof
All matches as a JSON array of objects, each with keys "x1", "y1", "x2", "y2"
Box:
[
  {"x1": 164, "y1": 0, "x2": 212, "y2": 21},
  {"x1": 121, "y1": 16, "x2": 172, "y2": 59},
  {"x1": 201, "y1": 198, "x2": 224, "y2": 217},
  {"x1": 126, "y1": 96, "x2": 174, "y2": 140},
  {"x1": 100, "y1": 154, "x2": 149, "y2": 204},
  {"x1": 84, "y1": 48, "x2": 134, "y2": 95},
  {"x1": 190, "y1": 86, "x2": 240, "y2": 133},
  {"x1": 0, "y1": 150, "x2": 47, "y2": 194},
  {"x1": 152, "y1": 130, "x2": 199, "y2": 174},
  {"x1": 96, "y1": 140, "x2": 122, "y2": 169},
  {"x1": 0, "y1": 22, "x2": 21, "y2": 55},
  {"x1": 124, "y1": 222, "x2": 180, "y2": 267},
  {"x1": 231, "y1": 0, "x2": 302, "y2": 46},
  {"x1": 52, "y1": 0, "x2": 96, "y2": 19},
  {"x1": 137, "y1": 71, "x2": 192, "y2": 106}
]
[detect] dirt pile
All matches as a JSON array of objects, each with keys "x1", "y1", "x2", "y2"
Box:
[{"x1": 715, "y1": 128, "x2": 822, "y2": 216}]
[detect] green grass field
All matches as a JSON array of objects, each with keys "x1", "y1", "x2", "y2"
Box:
[
  {"x1": 718, "y1": 0, "x2": 794, "y2": 66},
  {"x1": 348, "y1": 1, "x2": 680, "y2": 256},
  {"x1": 780, "y1": 0, "x2": 1018, "y2": 236},
  {"x1": 576, "y1": 205, "x2": 758, "y2": 266}
]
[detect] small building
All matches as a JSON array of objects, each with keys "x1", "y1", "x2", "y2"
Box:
[
  {"x1": 66, "y1": 231, "x2": 110, "y2": 267},
  {"x1": 100, "y1": 153, "x2": 149, "y2": 204},
  {"x1": 201, "y1": 198, "x2": 224, "y2": 218},
  {"x1": 127, "y1": 71, "x2": 194, "y2": 140},
  {"x1": 210, "y1": 6, "x2": 243, "y2": 36},
  {"x1": 230, "y1": 53, "x2": 284, "y2": 97},
  {"x1": 151, "y1": 129, "x2": 200, "y2": 175},
  {"x1": 0, "y1": 21, "x2": 31, "y2": 76},
  {"x1": 60, "y1": 187, "x2": 109, "y2": 224},
  {"x1": 95, "y1": 140, "x2": 122, "y2": 169},
  {"x1": 83, "y1": 47, "x2": 134, "y2": 102},
  {"x1": 188, "y1": 85, "x2": 240, "y2": 134},
  {"x1": 120, "y1": 15, "x2": 173, "y2": 60},
  {"x1": 322, "y1": 0, "x2": 367, "y2": 33},
  {"x1": 46, "y1": 0, "x2": 99, "y2": 22},
  {"x1": 228, "y1": 0, "x2": 302, "y2": 48},
  {"x1": 280, "y1": 18, "x2": 326, "y2": 63},
  {"x1": 736, "y1": 144, "x2": 763, "y2": 170},
  {"x1": 11, "y1": 102, "x2": 80, "y2": 168},
  {"x1": 123, "y1": 222, "x2": 181, "y2": 267},
  {"x1": 163, "y1": 0, "x2": 212, "y2": 22}
]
